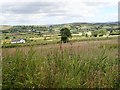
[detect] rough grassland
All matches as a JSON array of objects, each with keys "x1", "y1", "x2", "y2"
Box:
[{"x1": 2, "y1": 39, "x2": 119, "y2": 88}]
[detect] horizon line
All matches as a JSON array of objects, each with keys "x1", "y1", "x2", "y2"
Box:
[{"x1": 0, "y1": 21, "x2": 118, "y2": 26}]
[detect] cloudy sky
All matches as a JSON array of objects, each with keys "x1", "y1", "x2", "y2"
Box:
[{"x1": 0, "y1": 0, "x2": 119, "y2": 25}]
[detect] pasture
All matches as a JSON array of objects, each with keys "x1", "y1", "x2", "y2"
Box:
[{"x1": 2, "y1": 38, "x2": 119, "y2": 88}]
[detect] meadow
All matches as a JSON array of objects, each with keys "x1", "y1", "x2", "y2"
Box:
[{"x1": 2, "y1": 38, "x2": 119, "y2": 88}]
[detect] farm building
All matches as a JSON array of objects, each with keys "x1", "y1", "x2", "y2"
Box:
[{"x1": 11, "y1": 39, "x2": 26, "y2": 44}]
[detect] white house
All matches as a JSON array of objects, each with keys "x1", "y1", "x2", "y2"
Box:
[{"x1": 11, "y1": 39, "x2": 26, "y2": 44}]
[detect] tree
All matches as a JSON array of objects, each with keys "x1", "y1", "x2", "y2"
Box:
[
  {"x1": 60, "y1": 28, "x2": 72, "y2": 43},
  {"x1": 38, "y1": 31, "x2": 43, "y2": 36},
  {"x1": 99, "y1": 29, "x2": 107, "y2": 36},
  {"x1": 13, "y1": 37, "x2": 16, "y2": 39},
  {"x1": 92, "y1": 30, "x2": 99, "y2": 37},
  {"x1": 5, "y1": 36, "x2": 9, "y2": 39}
]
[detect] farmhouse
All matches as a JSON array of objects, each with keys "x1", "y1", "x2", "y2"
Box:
[{"x1": 11, "y1": 39, "x2": 26, "y2": 44}]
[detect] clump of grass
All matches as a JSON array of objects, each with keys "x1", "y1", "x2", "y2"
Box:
[
  {"x1": 99, "y1": 44, "x2": 118, "y2": 50},
  {"x1": 2, "y1": 41, "x2": 119, "y2": 88}
]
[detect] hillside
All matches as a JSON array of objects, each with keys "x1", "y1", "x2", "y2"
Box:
[
  {"x1": 0, "y1": 25, "x2": 13, "y2": 30},
  {"x1": 0, "y1": 22, "x2": 118, "y2": 33}
]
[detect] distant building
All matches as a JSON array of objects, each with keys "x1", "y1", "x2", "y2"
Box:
[{"x1": 11, "y1": 39, "x2": 26, "y2": 44}]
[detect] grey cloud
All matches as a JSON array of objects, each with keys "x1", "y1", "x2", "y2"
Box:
[{"x1": 1, "y1": 1, "x2": 66, "y2": 15}]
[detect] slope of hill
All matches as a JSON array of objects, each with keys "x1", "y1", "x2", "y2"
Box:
[
  {"x1": 0, "y1": 21, "x2": 118, "y2": 32},
  {"x1": 0, "y1": 25, "x2": 13, "y2": 30}
]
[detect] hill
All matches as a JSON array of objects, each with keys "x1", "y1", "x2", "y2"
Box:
[{"x1": 0, "y1": 25, "x2": 13, "y2": 30}]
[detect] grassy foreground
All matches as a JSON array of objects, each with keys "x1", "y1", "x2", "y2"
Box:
[{"x1": 2, "y1": 39, "x2": 119, "y2": 88}]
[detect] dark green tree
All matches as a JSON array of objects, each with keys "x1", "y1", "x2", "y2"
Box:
[
  {"x1": 38, "y1": 31, "x2": 43, "y2": 36},
  {"x1": 60, "y1": 28, "x2": 72, "y2": 43},
  {"x1": 13, "y1": 37, "x2": 16, "y2": 39},
  {"x1": 92, "y1": 30, "x2": 99, "y2": 37},
  {"x1": 5, "y1": 36, "x2": 9, "y2": 39},
  {"x1": 99, "y1": 29, "x2": 107, "y2": 36}
]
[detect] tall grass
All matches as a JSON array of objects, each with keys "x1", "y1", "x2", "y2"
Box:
[{"x1": 2, "y1": 40, "x2": 119, "y2": 88}]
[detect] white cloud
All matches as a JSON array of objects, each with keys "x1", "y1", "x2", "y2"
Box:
[{"x1": 0, "y1": 0, "x2": 119, "y2": 25}]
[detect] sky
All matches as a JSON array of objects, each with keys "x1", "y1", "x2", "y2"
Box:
[{"x1": 0, "y1": 0, "x2": 119, "y2": 25}]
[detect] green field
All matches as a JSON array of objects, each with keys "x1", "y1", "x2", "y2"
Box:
[
  {"x1": 1, "y1": 23, "x2": 119, "y2": 48},
  {"x1": 2, "y1": 38, "x2": 119, "y2": 88}
]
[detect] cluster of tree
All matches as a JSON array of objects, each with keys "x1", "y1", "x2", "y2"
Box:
[
  {"x1": 109, "y1": 30, "x2": 120, "y2": 35},
  {"x1": 92, "y1": 30, "x2": 107, "y2": 37},
  {"x1": 3, "y1": 26, "x2": 49, "y2": 33},
  {"x1": 2, "y1": 23, "x2": 118, "y2": 35},
  {"x1": 92, "y1": 29, "x2": 119, "y2": 37}
]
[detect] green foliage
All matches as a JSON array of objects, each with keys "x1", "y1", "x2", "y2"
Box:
[
  {"x1": 110, "y1": 30, "x2": 120, "y2": 35},
  {"x1": 92, "y1": 30, "x2": 107, "y2": 37},
  {"x1": 92, "y1": 30, "x2": 99, "y2": 37},
  {"x1": 60, "y1": 28, "x2": 72, "y2": 43},
  {"x1": 99, "y1": 29, "x2": 107, "y2": 36},
  {"x1": 13, "y1": 37, "x2": 16, "y2": 39},
  {"x1": 5, "y1": 36, "x2": 9, "y2": 39}
]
